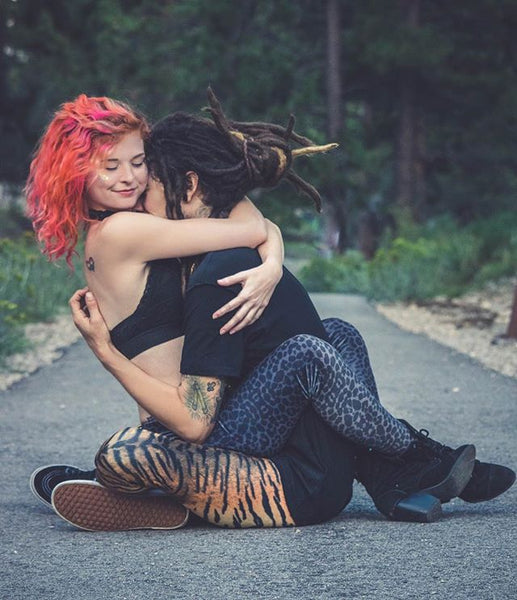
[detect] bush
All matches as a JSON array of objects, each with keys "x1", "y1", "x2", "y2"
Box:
[
  {"x1": 300, "y1": 251, "x2": 369, "y2": 294},
  {"x1": 466, "y1": 211, "x2": 517, "y2": 259},
  {"x1": 0, "y1": 299, "x2": 28, "y2": 359},
  {"x1": 469, "y1": 213, "x2": 517, "y2": 286},
  {"x1": 0, "y1": 203, "x2": 32, "y2": 238},
  {"x1": 298, "y1": 212, "x2": 517, "y2": 301},
  {"x1": 0, "y1": 234, "x2": 84, "y2": 360},
  {"x1": 367, "y1": 233, "x2": 482, "y2": 301}
]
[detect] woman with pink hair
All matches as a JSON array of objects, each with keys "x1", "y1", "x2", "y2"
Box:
[{"x1": 26, "y1": 94, "x2": 282, "y2": 428}]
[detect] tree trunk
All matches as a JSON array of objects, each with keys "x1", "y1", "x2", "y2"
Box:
[
  {"x1": 327, "y1": 0, "x2": 342, "y2": 139},
  {"x1": 414, "y1": 108, "x2": 427, "y2": 220},
  {"x1": 357, "y1": 211, "x2": 380, "y2": 259},
  {"x1": 395, "y1": 0, "x2": 426, "y2": 224},
  {"x1": 506, "y1": 285, "x2": 517, "y2": 338},
  {"x1": 397, "y1": 77, "x2": 416, "y2": 219},
  {"x1": 0, "y1": 2, "x2": 9, "y2": 127},
  {"x1": 324, "y1": 0, "x2": 347, "y2": 253}
]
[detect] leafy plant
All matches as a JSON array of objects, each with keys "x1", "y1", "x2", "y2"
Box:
[
  {"x1": 300, "y1": 251, "x2": 369, "y2": 294},
  {"x1": 0, "y1": 234, "x2": 84, "y2": 360}
]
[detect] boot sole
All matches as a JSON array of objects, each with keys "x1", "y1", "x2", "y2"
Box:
[
  {"x1": 421, "y1": 444, "x2": 476, "y2": 502},
  {"x1": 52, "y1": 480, "x2": 189, "y2": 531}
]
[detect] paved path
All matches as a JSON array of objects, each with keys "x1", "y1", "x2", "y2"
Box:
[{"x1": 1, "y1": 294, "x2": 515, "y2": 600}]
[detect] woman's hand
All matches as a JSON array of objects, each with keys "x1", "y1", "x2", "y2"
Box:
[
  {"x1": 69, "y1": 288, "x2": 112, "y2": 360},
  {"x1": 213, "y1": 260, "x2": 283, "y2": 335}
]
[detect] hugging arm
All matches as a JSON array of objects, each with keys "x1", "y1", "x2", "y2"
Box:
[
  {"x1": 99, "y1": 197, "x2": 268, "y2": 264},
  {"x1": 214, "y1": 219, "x2": 284, "y2": 334},
  {"x1": 70, "y1": 289, "x2": 226, "y2": 443},
  {"x1": 99, "y1": 200, "x2": 283, "y2": 333}
]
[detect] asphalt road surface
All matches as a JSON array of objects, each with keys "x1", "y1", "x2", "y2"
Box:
[{"x1": 1, "y1": 294, "x2": 515, "y2": 600}]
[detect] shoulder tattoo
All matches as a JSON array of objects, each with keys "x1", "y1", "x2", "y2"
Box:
[{"x1": 86, "y1": 257, "x2": 95, "y2": 271}]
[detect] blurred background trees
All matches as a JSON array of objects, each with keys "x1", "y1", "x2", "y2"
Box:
[{"x1": 1, "y1": 0, "x2": 516, "y2": 289}]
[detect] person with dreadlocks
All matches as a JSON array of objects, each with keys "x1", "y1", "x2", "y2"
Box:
[{"x1": 55, "y1": 89, "x2": 513, "y2": 531}]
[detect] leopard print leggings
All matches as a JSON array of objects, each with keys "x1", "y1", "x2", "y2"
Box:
[{"x1": 208, "y1": 318, "x2": 411, "y2": 456}]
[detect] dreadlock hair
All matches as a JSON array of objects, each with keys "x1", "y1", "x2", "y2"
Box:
[
  {"x1": 145, "y1": 87, "x2": 337, "y2": 221},
  {"x1": 25, "y1": 94, "x2": 150, "y2": 265}
]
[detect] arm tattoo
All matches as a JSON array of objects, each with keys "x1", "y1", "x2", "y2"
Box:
[{"x1": 182, "y1": 375, "x2": 226, "y2": 425}]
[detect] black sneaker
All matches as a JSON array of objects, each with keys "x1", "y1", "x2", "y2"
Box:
[
  {"x1": 30, "y1": 465, "x2": 96, "y2": 507},
  {"x1": 399, "y1": 420, "x2": 515, "y2": 503}
]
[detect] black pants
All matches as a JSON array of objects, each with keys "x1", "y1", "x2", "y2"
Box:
[{"x1": 272, "y1": 407, "x2": 356, "y2": 525}]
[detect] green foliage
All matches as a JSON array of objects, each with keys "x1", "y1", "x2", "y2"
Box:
[
  {"x1": 0, "y1": 201, "x2": 32, "y2": 238},
  {"x1": 0, "y1": 234, "x2": 83, "y2": 360},
  {"x1": 0, "y1": 299, "x2": 28, "y2": 359},
  {"x1": 300, "y1": 251, "x2": 370, "y2": 295},
  {"x1": 367, "y1": 234, "x2": 481, "y2": 301},
  {"x1": 467, "y1": 212, "x2": 517, "y2": 286},
  {"x1": 299, "y1": 212, "x2": 517, "y2": 301},
  {"x1": 284, "y1": 241, "x2": 321, "y2": 261}
]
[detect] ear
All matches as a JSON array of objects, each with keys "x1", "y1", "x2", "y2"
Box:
[{"x1": 184, "y1": 171, "x2": 200, "y2": 203}]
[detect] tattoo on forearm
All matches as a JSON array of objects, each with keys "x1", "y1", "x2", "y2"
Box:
[{"x1": 182, "y1": 376, "x2": 226, "y2": 425}]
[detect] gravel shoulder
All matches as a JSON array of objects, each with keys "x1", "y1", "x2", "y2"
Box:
[
  {"x1": 1, "y1": 277, "x2": 516, "y2": 392},
  {"x1": 0, "y1": 313, "x2": 81, "y2": 391},
  {"x1": 377, "y1": 277, "x2": 517, "y2": 379}
]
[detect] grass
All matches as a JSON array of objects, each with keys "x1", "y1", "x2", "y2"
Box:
[{"x1": 0, "y1": 232, "x2": 84, "y2": 362}]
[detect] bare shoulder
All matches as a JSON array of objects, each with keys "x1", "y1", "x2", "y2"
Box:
[
  {"x1": 96, "y1": 212, "x2": 152, "y2": 235},
  {"x1": 95, "y1": 212, "x2": 173, "y2": 245}
]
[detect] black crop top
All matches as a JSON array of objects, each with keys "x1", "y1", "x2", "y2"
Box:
[{"x1": 110, "y1": 258, "x2": 184, "y2": 359}]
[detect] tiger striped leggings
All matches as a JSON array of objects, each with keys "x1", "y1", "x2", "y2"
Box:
[{"x1": 95, "y1": 426, "x2": 296, "y2": 528}]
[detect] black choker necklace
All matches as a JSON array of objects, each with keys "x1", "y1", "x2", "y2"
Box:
[{"x1": 88, "y1": 208, "x2": 116, "y2": 221}]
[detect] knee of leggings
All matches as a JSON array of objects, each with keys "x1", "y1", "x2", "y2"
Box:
[
  {"x1": 282, "y1": 334, "x2": 340, "y2": 370},
  {"x1": 94, "y1": 427, "x2": 144, "y2": 492},
  {"x1": 323, "y1": 317, "x2": 358, "y2": 336},
  {"x1": 283, "y1": 333, "x2": 329, "y2": 353},
  {"x1": 324, "y1": 318, "x2": 366, "y2": 346}
]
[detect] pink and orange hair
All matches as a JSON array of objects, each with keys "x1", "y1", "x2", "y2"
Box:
[{"x1": 25, "y1": 94, "x2": 150, "y2": 265}]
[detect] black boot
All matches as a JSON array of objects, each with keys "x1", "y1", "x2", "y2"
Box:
[
  {"x1": 356, "y1": 425, "x2": 475, "y2": 522},
  {"x1": 399, "y1": 428, "x2": 476, "y2": 503},
  {"x1": 459, "y1": 461, "x2": 515, "y2": 503},
  {"x1": 399, "y1": 420, "x2": 515, "y2": 503},
  {"x1": 356, "y1": 448, "x2": 443, "y2": 522}
]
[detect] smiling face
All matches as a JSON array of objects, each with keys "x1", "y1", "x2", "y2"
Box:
[{"x1": 86, "y1": 131, "x2": 148, "y2": 212}]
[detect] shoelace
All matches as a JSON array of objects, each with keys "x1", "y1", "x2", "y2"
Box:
[{"x1": 417, "y1": 428, "x2": 453, "y2": 456}]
